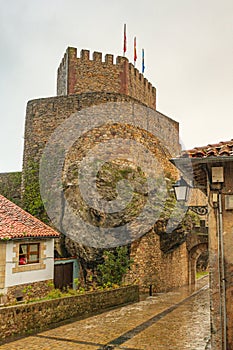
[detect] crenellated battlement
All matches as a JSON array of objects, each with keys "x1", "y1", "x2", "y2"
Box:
[
  {"x1": 57, "y1": 47, "x2": 129, "y2": 73},
  {"x1": 57, "y1": 47, "x2": 156, "y2": 110},
  {"x1": 57, "y1": 47, "x2": 127, "y2": 67}
]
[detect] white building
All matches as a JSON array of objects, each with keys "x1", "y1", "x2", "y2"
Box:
[{"x1": 0, "y1": 195, "x2": 59, "y2": 304}]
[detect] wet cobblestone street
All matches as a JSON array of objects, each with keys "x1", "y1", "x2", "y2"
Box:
[{"x1": 0, "y1": 277, "x2": 210, "y2": 350}]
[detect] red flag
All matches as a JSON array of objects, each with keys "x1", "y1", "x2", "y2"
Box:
[
  {"x1": 134, "y1": 37, "x2": 137, "y2": 65},
  {"x1": 123, "y1": 24, "x2": 127, "y2": 55}
]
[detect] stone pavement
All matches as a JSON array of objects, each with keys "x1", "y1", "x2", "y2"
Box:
[{"x1": 0, "y1": 277, "x2": 210, "y2": 350}]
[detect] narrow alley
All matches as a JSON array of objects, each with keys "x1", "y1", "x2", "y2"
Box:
[{"x1": 0, "y1": 277, "x2": 210, "y2": 350}]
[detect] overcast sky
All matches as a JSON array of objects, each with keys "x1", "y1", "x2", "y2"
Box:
[{"x1": 0, "y1": 0, "x2": 232, "y2": 172}]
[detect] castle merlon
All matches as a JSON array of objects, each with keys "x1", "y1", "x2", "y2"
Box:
[{"x1": 57, "y1": 47, "x2": 156, "y2": 110}]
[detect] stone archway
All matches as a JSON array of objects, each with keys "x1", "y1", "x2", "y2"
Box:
[{"x1": 189, "y1": 243, "x2": 208, "y2": 285}]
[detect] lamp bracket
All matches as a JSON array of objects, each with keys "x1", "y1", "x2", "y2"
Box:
[{"x1": 188, "y1": 205, "x2": 208, "y2": 216}]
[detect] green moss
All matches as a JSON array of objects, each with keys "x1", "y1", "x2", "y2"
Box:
[
  {"x1": 22, "y1": 161, "x2": 48, "y2": 223},
  {"x1": 0, "y1": 172, "x2": 22, "y2": 206}
]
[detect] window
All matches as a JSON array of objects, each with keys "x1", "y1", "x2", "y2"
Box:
[{"x1": 19, "y1": 243, "x2": 40, "y2": 265}]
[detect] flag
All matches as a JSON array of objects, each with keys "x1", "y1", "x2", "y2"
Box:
[
  {"x1": 134, "y1": 37, "x2": 137, "y2": 65},
  {"x1": 142, "y1": 48, "x2": 145, "y2": 73},
  {"x1": 123, "y1": 24, "x2": 127, "y2": 56}
]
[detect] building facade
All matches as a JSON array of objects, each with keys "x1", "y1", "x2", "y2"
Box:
[
  {"x1": 0, "y1": 194, "x2": 59, "y2": 304},
  {"x1": 173, "y1": 139, "x2": 233, "y2": 349}
]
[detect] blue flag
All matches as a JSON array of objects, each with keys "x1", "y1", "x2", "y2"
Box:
[{"x1": 142, "y1": 49, "x2": 145, "y2": 73}]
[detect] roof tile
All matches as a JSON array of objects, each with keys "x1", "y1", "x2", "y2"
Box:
[
  {"x1": 181, "y1": 139, "x2": 233, "y2": 159},
  {"x1": 0, "y1": 195, "x2": 60, "y2": 240}
]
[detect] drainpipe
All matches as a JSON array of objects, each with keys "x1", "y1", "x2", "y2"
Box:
[
  {"x1": 218, "y1": 192, "x2": 227, "y2": 350},
  {"x1": 204, "y1": 165, "x2": 227, "y2": 349}
]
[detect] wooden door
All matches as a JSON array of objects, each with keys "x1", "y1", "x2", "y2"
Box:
[{"x1": 54, "y1": 262, "x2": 73, "y2": 290}]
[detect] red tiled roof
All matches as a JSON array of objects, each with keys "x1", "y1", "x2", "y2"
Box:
[
  {"x1": 0, "y1": 195, "x2": 60, "y2": 240},
  {"x1": 181, "y1": 139, "x2": 233, "y2": 159}
]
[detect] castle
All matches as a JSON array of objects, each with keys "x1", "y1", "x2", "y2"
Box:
[{"x1": 0, "y1": 47, "x2": 207, "y2": 291}]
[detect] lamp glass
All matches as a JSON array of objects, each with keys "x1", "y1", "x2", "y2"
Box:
[
  {"x1": 173, "y1": 176, "x2": 190, "y2": 202},
  {"x1": 174, "y1": 185, "x2": 189, "y2": 202}
]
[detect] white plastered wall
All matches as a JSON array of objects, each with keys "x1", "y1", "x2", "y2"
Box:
[{"x1": 5, "y1": 239, "x2": 54, "y2": 287}]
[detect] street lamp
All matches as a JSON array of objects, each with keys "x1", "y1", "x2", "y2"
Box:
[
  {"x1": 172, "y1": 176, "x2": 208, "y2": 215},
  {"x1": 172, "y1": 176, "x2": 191, "y2": 202}
]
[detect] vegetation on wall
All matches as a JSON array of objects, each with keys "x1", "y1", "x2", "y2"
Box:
[
  {"x1": 153, "y1": 177, "x2": 200, "y2": 253},
  {"x1": 22, "y1": 161, "x2": 49, "y2": 223},
  {"x1": 97, "y1": 246, "x2": 133, "y2": 287},
  {"x1": 0, "y1": 172, "x2": 22, "y2": 206}
]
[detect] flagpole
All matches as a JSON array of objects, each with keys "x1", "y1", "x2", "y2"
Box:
[
  {"x1": 134, "y1": 37, "x2": 137, "y2": 66},
  {"x1": 123, "y1": 24, "x2": 126, "y2": 57}
]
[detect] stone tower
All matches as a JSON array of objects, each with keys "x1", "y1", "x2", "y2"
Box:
[{"x1": 21, "y1": 47, "x2": 189, "y2": 291}]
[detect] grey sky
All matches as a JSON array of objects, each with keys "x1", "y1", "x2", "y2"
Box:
[{"x1": 0, "y1": 0, "x2": 232, "y2": 172}]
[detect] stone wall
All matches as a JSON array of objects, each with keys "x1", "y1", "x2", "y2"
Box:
[
  {"x1": 22, "y1": 93, "x2": 179, "y2": 171},
  {"x1": 127, "y1": 231, "x2": 189, "y2": 292},
  {"x1": 0, "y1": 285, "x2": 139, "y2": 340},
  {"x1": 22, "y1": 93, "x2": 180, "y2": 223},
  {"x1": 57, "y1": 47, "x2": 156, "y2": 110},
  {"x1": 4, "y1": 279, "x2": 53, "y2": 305},
  {"x1": 0, "y1": 172, "x2": 21, "y2": 206},
  {"x1": 0, "y1": 243, "x2": 6, "y2": 290}
]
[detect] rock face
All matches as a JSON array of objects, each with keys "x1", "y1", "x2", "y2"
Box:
[
  {"x1": 62, "y1": 121, "x2": 177, "y2": 234},
  {"x1": 61, "y1": 123, "x2": 176, "y2": 285},
  {"x1": 60, "y1": 121, "x2": 192, "y2": 291}
]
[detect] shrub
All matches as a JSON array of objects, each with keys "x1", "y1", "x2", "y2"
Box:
[{"x1": 97, "y1": 246, "x2": 133, "y2": 287}]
